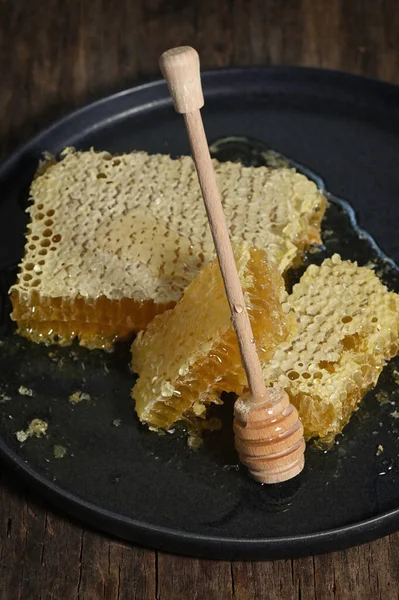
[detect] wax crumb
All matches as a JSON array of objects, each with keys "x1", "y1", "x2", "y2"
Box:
[
  {"x1": 53, "y1": 445, "x2": 67, "y2": 459},
  {"x1": 28, "y1": 418, "x2": 48, "y2": 437},
  {"x1": 16, "y1": 418, "x2": 48, "y2": 443},
  {"x1": 16, "y1": 430, "x2": 29, "y2": 443},
  {"x1": 18, "y1": 386, "x2": 34, "y2": 397},
  {"x1": 69, "y1": 391, "x2": 91, "y2": 404}
]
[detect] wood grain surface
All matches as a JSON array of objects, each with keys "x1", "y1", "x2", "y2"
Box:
[{"x1": 1, "y1": 1, "x2": 399, "y2": 598}]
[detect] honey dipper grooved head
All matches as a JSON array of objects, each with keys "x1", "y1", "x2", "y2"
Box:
[{"x1": 234, "y1": 388, "x2": 305, "y2": 484}]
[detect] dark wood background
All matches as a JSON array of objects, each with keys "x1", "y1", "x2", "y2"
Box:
[{"x1": 1, "y1": 1, "x2": 399, "y2": 598}]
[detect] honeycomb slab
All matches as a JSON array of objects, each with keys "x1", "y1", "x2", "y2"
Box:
[
  {"x1": 131, "y1": 246, "x2": 295, "y2": 429},
  {"x1": 263, "y1": 254, "x2": 399, "y2": 443},
  {"x1": 10, "y1": 148, "x2": 325, "y2": 349}
]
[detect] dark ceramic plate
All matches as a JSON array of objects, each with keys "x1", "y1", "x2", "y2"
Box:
[{"x1": 1, "y1": 68, "x2": 399, "y2": 560}]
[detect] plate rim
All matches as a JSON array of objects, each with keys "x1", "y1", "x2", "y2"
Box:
[
  {"x1": 2, "y1": 432, "x2": 399, "y2": 560},
  {"x1": 2, "y1": 65, "x2": 399, "y2": 560},
  {"x1": 2, "y1": 64, "x2": 399, "y2": 178}
]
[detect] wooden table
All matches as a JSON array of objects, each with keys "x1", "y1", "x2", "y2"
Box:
[{"x1": 1, "y1": 1, "x2": 399, "y2": 598}]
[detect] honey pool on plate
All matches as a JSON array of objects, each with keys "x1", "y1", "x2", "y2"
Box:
[{"x1": 1, "y1": 137, "x2": 399, "y2": 534}]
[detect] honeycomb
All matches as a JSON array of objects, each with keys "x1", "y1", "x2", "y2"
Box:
[
  {"x1": 9, "y1": 148, "x2": 325, "y2": 348},
  {"x1": 131, "y1": 245, "x2": 295, "y2": 430},
  {"x1": 263, "y1": 254, "x2": 399, "y2": 443}
]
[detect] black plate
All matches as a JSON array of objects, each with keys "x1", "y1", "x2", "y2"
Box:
[{"x1": 2, "y1": 67, "x2": 399, "y2": 560}]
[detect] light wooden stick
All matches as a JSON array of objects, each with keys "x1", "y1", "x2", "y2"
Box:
[
  {"x1": 160, "y1": 46, "x2": 305, "y2": 484},
  {"x1": 160, "y1": 46, "x2": 266, "y2": 402}
]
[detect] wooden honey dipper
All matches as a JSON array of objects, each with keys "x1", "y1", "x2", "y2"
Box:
[{"x1": 160, "y1": 46, "x2": 305, "y2": 484}]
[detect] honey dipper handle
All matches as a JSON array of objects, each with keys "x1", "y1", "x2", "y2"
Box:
[
  {"x1": 160, "y1": 47, "x2": 204, "y2": 113},
  {"x1": 160, "y1": 47, "x2": 267, "y2": 402}
]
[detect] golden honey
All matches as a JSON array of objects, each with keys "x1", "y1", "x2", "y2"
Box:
[{"x1": 11, "y1": 292, "x2": 174, "y2": 350}]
